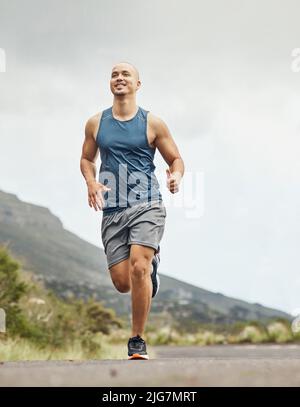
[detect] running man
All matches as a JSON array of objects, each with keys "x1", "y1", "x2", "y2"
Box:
[{"x1": 80, "y1": 61, "x2": 184, "y2": 360}]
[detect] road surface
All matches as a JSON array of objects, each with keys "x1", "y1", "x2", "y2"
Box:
[{"x1": 0, "y1": 344, "x2": 300, "y2": 386}]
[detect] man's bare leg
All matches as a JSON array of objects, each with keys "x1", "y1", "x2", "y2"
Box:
[
  {"x1": 129, "y1": 244, "x2": 154, "y2": 338},
  {"x1": 109, "y1": 258, "x2": 131, "y2": 293}
]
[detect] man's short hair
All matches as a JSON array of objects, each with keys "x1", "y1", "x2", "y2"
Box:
[{"x1": 112, "y1": 61, "x2": 140, "y2": 81}]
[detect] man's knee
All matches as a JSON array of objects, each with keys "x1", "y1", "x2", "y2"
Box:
[
  {"x1": 110, "y1": 273, "x2": 131, "y2": 293},
  {"x1": 113, "y1": 280, "x2": 131, "y2": 293},
  {"x1": 109, "y1": 260, "x2": 131, "y2": 293},
  {"x1": 130, "y1": 257, "x2": 151, "y2": 279}
]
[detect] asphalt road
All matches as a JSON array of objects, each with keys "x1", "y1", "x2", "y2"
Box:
[{"x1": 0, "y1": 344, "x2": 300, "y2": 387}]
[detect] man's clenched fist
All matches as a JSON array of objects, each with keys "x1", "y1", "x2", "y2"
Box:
[{"x1": 166, "y1": 169, "x2": 182, "y2": 194}]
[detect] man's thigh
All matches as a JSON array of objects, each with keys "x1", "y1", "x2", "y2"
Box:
[
  {"x1": 101, "y1": 210, "x2": 130, "y2": 269},
  {"x1": 101, "y1": 201, "x2": 166, "y2": 269},
  {"x1": 128, "y1": 201, "x2": 166, "y2": 253},
  {"x1": 129, "y1": 244, "x2": 155, "y2": 267}
]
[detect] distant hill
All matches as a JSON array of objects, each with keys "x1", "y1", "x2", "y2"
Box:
[{"x1": 0, "y1": 190, "x2": 292, "y2": 329}]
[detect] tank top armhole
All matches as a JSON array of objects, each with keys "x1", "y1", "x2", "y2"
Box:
[
  {"x1": 145, "y1": 110, "x2": 156, "y2": 151},
  {"x1": 95, "y1": 110, "x2": 104, "y2": 147}
]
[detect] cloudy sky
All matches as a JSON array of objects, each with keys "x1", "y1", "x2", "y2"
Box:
[{"x1": 1, "y1": 0, "x2": 300, "y2": 315}]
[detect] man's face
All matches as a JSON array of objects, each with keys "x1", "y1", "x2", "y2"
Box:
[{"x1": 110, "y1": 64, "x2": 140, "y2": 96}]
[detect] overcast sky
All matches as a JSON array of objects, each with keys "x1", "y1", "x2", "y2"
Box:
[{"x1": 1, "y1": 0, "x2": 300, "y2": 315}]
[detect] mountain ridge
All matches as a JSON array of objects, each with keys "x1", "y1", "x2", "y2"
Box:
[{"x1": 0, "y1": 189, "x2": 292, "y2": 326}]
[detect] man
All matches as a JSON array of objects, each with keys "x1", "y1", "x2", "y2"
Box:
[{"x1": 80, "y1": 61, "x2": 184, "y2": 360}]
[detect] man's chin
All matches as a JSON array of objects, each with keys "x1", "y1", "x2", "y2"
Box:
[
  {"x1": 113, "y1": 89, "x2": 126, "y2": 95},
  {"x1": 113, "y1": 91, "x2": 127, "y2": 96}
]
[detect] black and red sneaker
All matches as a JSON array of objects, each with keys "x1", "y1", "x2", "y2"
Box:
[{"x1": 127, "y1": 335, "x2": 149, "y2": 360}]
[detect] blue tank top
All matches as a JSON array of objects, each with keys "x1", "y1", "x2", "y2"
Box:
[{"x1": 96, "y1": 105, "x2": 162, "y2": 215}]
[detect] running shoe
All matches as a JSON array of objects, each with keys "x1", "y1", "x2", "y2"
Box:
[
  {"x1": 151, "y1": 246, "x2": 160, "y2": 298},
  {"x1": 127, "y1": 334, "x2": 149, "y2": 360}
]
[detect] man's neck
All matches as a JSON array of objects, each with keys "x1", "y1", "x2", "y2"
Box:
[{"x1": 112, "y1": 98, "x2": 138, "y2": 120}]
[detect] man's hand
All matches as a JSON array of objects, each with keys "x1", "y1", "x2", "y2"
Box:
[
  {"x1": 87, "y1": 180, "x2": 111, "y2": 211},
  {"x1": 166, "y1": 169, "x2": 182, "y2": 194}
]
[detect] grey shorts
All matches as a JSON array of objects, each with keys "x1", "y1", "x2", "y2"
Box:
[{"x1": 101, "y1": 200, "x2": 167, "y2": 269}]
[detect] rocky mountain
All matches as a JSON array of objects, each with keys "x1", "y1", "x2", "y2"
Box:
[{"x1": 0, "y1": 190, "x2": 292, "y2": 329}]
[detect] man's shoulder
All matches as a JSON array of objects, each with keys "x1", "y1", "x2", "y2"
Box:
[
  {"x1": 85, "y1": 110, "x2": 106, "y2": 140},
  {"x1": 86, "y1": 111, "x2": 102, "y2": 127},
  {"x1": 147, "y1": 111, "x2": 167, "y2": 133}
]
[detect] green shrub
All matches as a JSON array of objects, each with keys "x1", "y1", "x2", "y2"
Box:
[{"x1": 0, "y1": 246, "x2": 123, "y2": 353}]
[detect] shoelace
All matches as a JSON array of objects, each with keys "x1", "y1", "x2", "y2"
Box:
[{"x1": 129, "y1": 335, "x2": 145, "y2": 344}]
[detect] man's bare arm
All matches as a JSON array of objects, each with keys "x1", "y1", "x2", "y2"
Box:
[
  {"x1": 150, "y1": 114, "x2": 185, "y2": 193},
  {"x1": 80, "y1": 115, "x2": 100, "y2": 185},
  {"x1": 80, "y1": 114, "x2": 110, "y2": 210}
]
